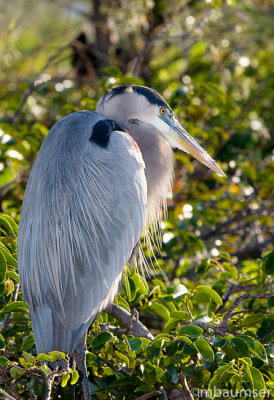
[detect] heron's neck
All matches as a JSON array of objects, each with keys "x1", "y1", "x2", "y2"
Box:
[{"x1": 126, "y1": 119, "x2": 174, "y2": 225}]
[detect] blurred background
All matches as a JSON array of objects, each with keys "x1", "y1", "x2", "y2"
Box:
[
  {"x1": 0, "y1": 1, "x2": 273, "y2": 398},
  {"x1": 0, "y1": 0, "x2": 273, "y2": 265}
]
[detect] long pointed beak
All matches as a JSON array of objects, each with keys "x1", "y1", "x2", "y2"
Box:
[{"x1": 171, "y1": 120, "x2": 226, "y2": 177}]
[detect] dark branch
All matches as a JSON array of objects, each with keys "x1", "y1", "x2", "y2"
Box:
[
  {"x1": 3, "y1": 45, "x2": 70, "y2": 124},
  {"x1": 0, "y1": 388, "x2": 17, "y2": 400},
  {"x1": 220, "y1": 293, "x2": 272, "y2": 328},
  {"x1": 105, "y1": 304, "x2": 154, "y2": 340},
  {"x1": 133, "y1": 14, "x2": 210, "y2": 77},
  {"x1": 134, "y1": 391, "x2": 162, "y2": 400},
  {"x1": 231, "y1": 235, "x2": 274, "y2": 258}
]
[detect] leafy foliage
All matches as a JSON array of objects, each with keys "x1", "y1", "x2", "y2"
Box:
[{"x1": 0, "y1": 0, "x2": 273, "y2": 399}]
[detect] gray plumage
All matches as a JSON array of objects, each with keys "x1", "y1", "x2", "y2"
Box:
[{"x1": 18, "y1": 85, "x2": 224, "y2": 356}]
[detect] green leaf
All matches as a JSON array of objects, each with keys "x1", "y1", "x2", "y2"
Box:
[
  {"x1": 262, "y1": 250, "x2": 274, "y2": 275},
  {"x1": 21, "y1": 334, "x2": 35, "y2": 351},
  {"x1": 0, "y1": 250, "x2": 6, "y2": 282},
  {"x1": 89, "y1": 382, "x2": 100, "y2": 393},
  {"x1": 128, "y1": 337, "x2": 143, "y2": 352},
  {"x1": 0, "y1": 356, "x2": 9, "y2": 367},
  {"x1": 0, "y1": 301, "x2": 29, "y2": 314},
  {"x1": 118, "y1": 295, "x2": 130, "y2": 312},
  {"x1": 136, "y1": 274, "x2": 149, "y2": 295},
  {"x1": 249, "y1": 367, "x2": 266, "y2": 398},
  {"x1": 114, "y1": 351, "x2": 130, "y2": 368},
  {"x1": 240, "y1": 335, "x2": 268, "y2": 363},
  {"x1": 0, "y1": 213, "x2": 18, "y2": 236},
  {"x1": 196, "y1": 285, "x2": 222, "y2": 306},
  {"x1": 242, "y1": 313, "x2": 266, "y2": 327},
  {"x1": 178, "y1": 336, "x2": 198, "y2": 353},
  {"x1": 61, "y1": 372, "x2": 70, "y2": 387},
  {"x1": 0, "y1": 245, "x2": 17, "y2": 268},
  {"x1": 267, "y1": 296, "x2": 274, "y2": 307},
  {"x1": 195, "y1": 338, "x2": 214, "y2": 362},
  {"x1": 166, "y1": 364, "x2": 179, "y2": 385},
  {"x1": 217, "y1": 252, "x2": 231, "y2": 261},
  {"x1": 71, "y1": 370, "x2": 79, "y2": 385},
  {"x1": 49, "y1": 351, "x2": 66, "y2": 361},
  {"x1": 244, "y1": 365, "x2": 266, "y2": 400},
  {"x1": 123, "y1": 270, "x2": 131, "y2": 300},
  {"x1": 154, "y1": 365, "x2": 165, "y2": 381},
  {"x1": 23, "y1": 351, "x2": 35, "y2": 364},
  {"x1": 214, "y1": 363, "x2": 233, "y2": 378},
  {"x1": 91, "y1": 332, "x2": 113, "y2": 350},
  {"x1": 163, "y1": 317, "x2": 180, "y2": 332},
  {"x1": 36, "y1": 353, "x2": 54, "y2": 362},
  {"x1": 190, "y1": 42, "x2": 207, "y2": 59},
  {"x1": 179, "y1": 325, "x2": 203, "y2": 336},
  {"x1": 0, "y1": 333, "x2": 5, "y2": 350},
  {"x1": 143, "y1": 362, "x2": 156, "y2": 386},
  {"x1": 149, "y1": 302, "x2": 170, "y2": 321},
  {"x1": 148, "y1": 338, "x2": 165, "y2": 359},
  {"x1": 6, "y1": 270, "x2": 20, "y2": 283},
  {"x1": 230, "y1": 337, "x2": 250, "y2": 357},
  {"x1": 170, "y1": 311, "x2": 190, "y2": 320}
]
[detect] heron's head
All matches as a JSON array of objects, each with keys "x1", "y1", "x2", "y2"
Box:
[{"x1": 96, "y1": 85, "x2": 225, "y2": 176}]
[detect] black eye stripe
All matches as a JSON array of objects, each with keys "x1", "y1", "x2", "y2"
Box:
[{"x1": 90, "y1": 119, "x2": 126, "y2": 148}]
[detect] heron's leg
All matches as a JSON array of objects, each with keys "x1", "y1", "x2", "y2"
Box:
[
  {"x1": 75, "y1": 333, "x2": 90, "y2": 400},
  {"x1": 69, "y1": 352, "x2": 76, "y2": 400}
]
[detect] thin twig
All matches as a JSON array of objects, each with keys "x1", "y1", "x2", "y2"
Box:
[
  {"x1": 260, "y1": 329, "x2": 274, "y2": 343},
  {"x1": 133, "y1": 13, "x2": 210, "y2": 77},
  {"x1": 220, "y1": 293, "x2": 272, "y2": 328},
  {"x1": 105, "y1": 304, "x2": 154, "y2": 340},
  {"x1": 231, "y1": 309, "x2": 269, "y2": 316},
  {"x1": 0, "y1": 180, "x2": 16, "y2": 197},
  {"x1": 231, "y1": 235, "x2": 274, "y2": 258},
  {"x1": 3, "y1": 283, "x2": 20, "y2": 332},
  {"x1": 0, "y1": 388, "x2": 17, "y2": 400},
  {"x1": 134, "y1": 391, "x2": 162, "y2": 400},
  {"x1": 201, "y1": 207, "x2": 266, "y2": 240},
  {"x1": 182, "y1": 320, "x2": 228, "y2": 336},
  {"x1": 44, "y1": 377, "x2": 53, "y2": 400},
  {"x1": 6, "y1": 45, "x2": 70, "y2": 124},
  {"x1": 186, "y1": 302, "x2": 194, "y2": 321},
  {"x1": 215, "y1": 284, "x2": 236, "y2": 314}
]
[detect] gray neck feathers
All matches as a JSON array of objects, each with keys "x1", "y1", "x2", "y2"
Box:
[
  {"x1": 125, "y1": 120, "x2": 174, "y2": 227},
  {"x1": 97, "y1": 98, "x2": 175, "y2": 227}
]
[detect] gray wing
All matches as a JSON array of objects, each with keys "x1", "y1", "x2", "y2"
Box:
[{"x1": 17, "y1": 111, "x2": 147, "y2": 354}]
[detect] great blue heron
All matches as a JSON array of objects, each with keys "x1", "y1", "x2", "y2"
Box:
[{"x1": 18, "y1": 85, "x2": 224, "y2": 398}]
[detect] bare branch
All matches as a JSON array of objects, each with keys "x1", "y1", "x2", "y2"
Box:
[
  {"x1": 4, "y1": 45, "x2": 70, "y2": 124},
  {"x1": 0, "y1": 180, "x2": 16, "y2": 198},
  {"x1": 0, "y1": 388, "x2": 17, "y2": 400},
  {"x1": 105, "y1": 304, "x2": 154, "y2": 340},
  {"x1": 260, "y1": 329, "x2": 274, "y2": 343},
  {"x1": 134, "y1": 391, "x2": 162, "y2": 400},
  {"x1": 201, "y1": 207, "x2": 267, "y2": 240},
  {"x1": 133, "y1": 13, "x2": 210, "y2": 77},
  {"x1": 231, "y1": 235, "x2": 274, "y2": 259},
  {"x1": 215, "y1": 284, "x2": 236, "y2": 314},
  {"x1": 182, "y1": 320, "x2": 228, "y2": 336},
  {"x1": 231, "y1": 309, "x2": 269, "y2": 317},
  {"x1": 44, "y1": 377, "x2": 53, "y2": 400},
  {"x1": 220, "y1": 293, "x2": 272, "y2": 328}
]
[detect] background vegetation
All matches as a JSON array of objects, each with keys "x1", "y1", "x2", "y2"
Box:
[{"x1": 0, "y1": 0, "x2": 273, "y2": 399}]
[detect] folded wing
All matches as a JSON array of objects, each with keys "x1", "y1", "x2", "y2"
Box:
[{"x1": 18, "y1": 111, "x2": 147, "y2": 353}]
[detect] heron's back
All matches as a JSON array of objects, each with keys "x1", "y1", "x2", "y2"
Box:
[{"x1": 18, "y1": 111, "x2": 147, "y2": 353}]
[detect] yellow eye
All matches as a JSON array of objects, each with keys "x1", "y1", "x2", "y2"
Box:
[{"x1": 160, "y1": 108, "x2": 166, "y2": 115}]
